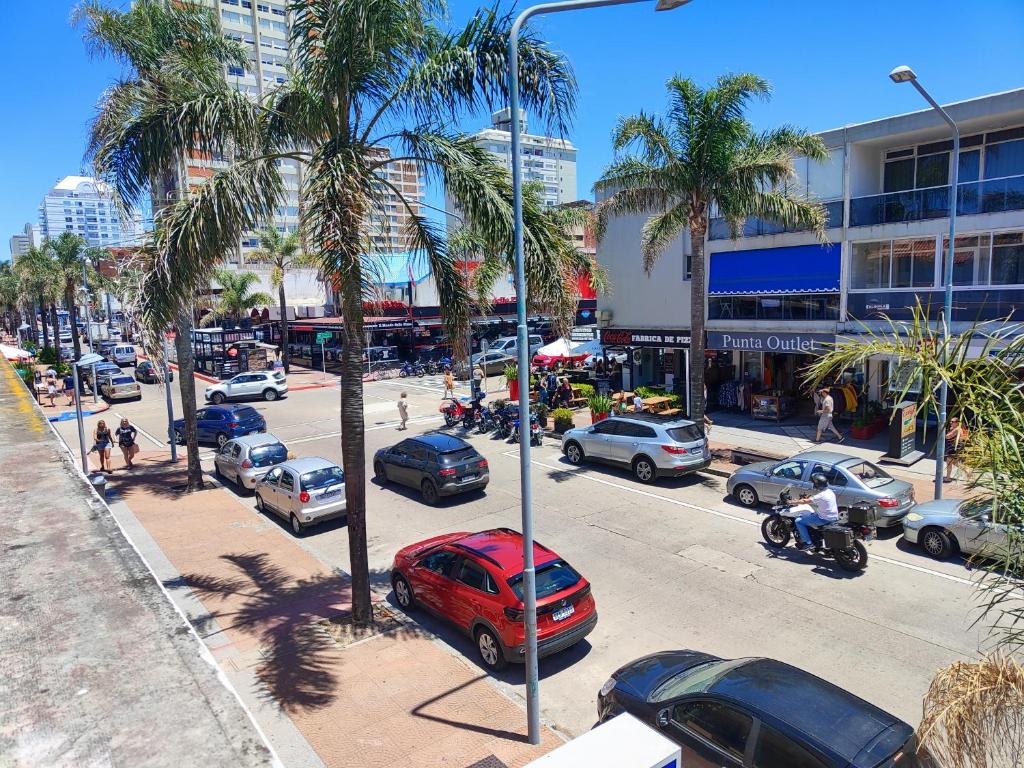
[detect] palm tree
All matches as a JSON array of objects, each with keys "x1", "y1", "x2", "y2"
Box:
[
  {"x1": 0, "y1": 262, "x2": 23, "y2": 337},
  {"x1": 79, "y1": 0, "x2": 275, "y2": 491},
  {"x1": 13, "y1": 244, "x2": 62, "y2": 350},
  {"x1": 200, "y1": 269, "x2": 273, "y2": 327},
  {"x1": 596, "y1": 74, "x2": 828, "y2": 425},
  {"x1": 155, "y1": 1, "x2": 577, "y2": 624},
  {"x1": 246, "y1": 227, "x2": 316, "y2": 373},
  {"x1": 50, "y1": 233, "x2": 92, "y2": 359}
]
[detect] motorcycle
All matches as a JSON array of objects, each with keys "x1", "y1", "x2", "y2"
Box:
[
  {"x1": 440, "y1": 396, "x2": 471, "y2": 427},
  {"x1": 476, "y1": 404, "x2": 497, "y2": 434},
  {"x1": 509, "y1": 411, "x2": 543, "y2": 446},
  {"x1": 461, "y1": 392, "x2": 487, "y2": 430},
  {"x1": 494, "y1": 404, "x2": 517, "y2": 439},
  {"x1": 760, "y1": 488, "x2": 874, "y2": 572},
  {"x1": 399, "y1": 360, "x2": 426, "y2": 378}
]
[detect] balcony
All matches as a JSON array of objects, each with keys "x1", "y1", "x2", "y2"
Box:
[
  {"x1": 709, "y1": 200, "x2": 844, "y2": 240},
  {"x1": 850, "y1": 174, "x2": 1024, "y2": 227}
]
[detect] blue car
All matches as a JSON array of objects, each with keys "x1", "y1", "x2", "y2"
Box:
[{"x1": 173, "y1": 405, "x2": 266, "y2": 448}]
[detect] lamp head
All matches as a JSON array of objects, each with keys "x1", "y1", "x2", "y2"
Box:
[
  {"x1": 655, "y1": 0, "x2": 692, "y2": 9},
  {"x1": 889, "y1": 65, "x2": 917, "y2": 84}
]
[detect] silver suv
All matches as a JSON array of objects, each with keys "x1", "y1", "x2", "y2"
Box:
[
  {"x1": 205, "y1": 370, "x2": 288, "y2": 403},
  {"x1": 561, "y1": 414, "x2": 710, "y2": 483}
]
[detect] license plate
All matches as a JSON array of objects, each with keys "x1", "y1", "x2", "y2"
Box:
[
  {"x1": 552, "y1": 604, "x2": 575, "y2": 622},
  {"x1": 461, "y1": 474, "x2": 478, "y2": 482}
]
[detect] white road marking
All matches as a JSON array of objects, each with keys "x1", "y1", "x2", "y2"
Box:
[
  {"x1": 114, "y1": 411, "x2": 165, "y2": 448},
  {"x1": 281, "y1": 414, "x2": 445, "y2": 446},
  {"x1": 504, "y1": 450, "x2": 976, "y2": 587}
]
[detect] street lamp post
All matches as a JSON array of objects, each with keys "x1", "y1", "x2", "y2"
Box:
[
  {"x1": 889, "y1": 66, "x2": 959, "y2": 501},
  {"x1": 508, "y1": 0, "x2": 691, "y2": 744},
  {"x1": 74, "y1": 353, "x2": 105, "y2": 474}
]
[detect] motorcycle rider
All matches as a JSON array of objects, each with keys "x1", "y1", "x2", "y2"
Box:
[{"x1": 790, "y1": 473, "x2": 839, "y2": 550}]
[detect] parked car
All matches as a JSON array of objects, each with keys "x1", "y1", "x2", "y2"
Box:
[
  {"x1": 255, "y1": 457, "x2": 346, "y2": 535},
  {"x1": 487, "y1": 334, "x2": 545, "y2": 358},
  {"x1": 582, "y1": 350, "x2": 627, "y2": 369},
  {"x1": 469, "y1": 350, "x2": 515, "y2": 376},
  {"x1": 173, "y1": 404, "x2": 266, "y2": 448},
  {"x1": 726, "y1": 450, "x2": 916, "y2": 527},
  {"x1": 390, "y1": 528, "x2": 597, "y2": 671},
  {"x1": 134, "y1": 360, "x2": 173, "y2": 384},
  {"x1": 213, "y1": 433, "x2": 289, "y2": 491},
  {"x1": 100, "y1": 373, "x2": 142, "y2": 401},
  {"x1": 106, "y1": 344, "x2": 137, "y2": 366},
  {"x1": 98, "y1": 340, "x2": 118, "y2": 357},
  {"x1": 205, "y1": 370, "x2": 288, "y2": 404},
  {"x1": 597, "y1": 651, "x2": 927, "y2": 768},
  {"x1": 902, "y1": 498, "x2": 1018, "y2": 559},
  {"x1": 561, "y1": 414, "x2": 710, "y2": 483},
  {"x1": 374, "y1": 433, "x2": 489, "y2": 505},
  {"x1": 84, "y1": 361, "x2": 122, "y2": 388}
]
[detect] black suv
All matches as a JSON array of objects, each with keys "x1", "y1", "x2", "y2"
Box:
[{"x1": 373, "y1": 433, "x2": 489, "y2": 505}]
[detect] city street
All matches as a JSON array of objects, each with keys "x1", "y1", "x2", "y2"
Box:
[{"x1": 53, "y1": 368, "x2": 985, "y2": 738}]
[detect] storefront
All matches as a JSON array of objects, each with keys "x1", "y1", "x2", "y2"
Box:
[
  {"x1": 705, "y1": 331, "x2": 837, "y2": 421},
  {"x1": 190, "y1": 327, "x2": 271, "y2": 379},
  {"x1": 598, "y1": 327, "x2": 692, "y2": 406}
]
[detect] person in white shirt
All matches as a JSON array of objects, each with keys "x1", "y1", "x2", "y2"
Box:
[
  {"x1": 790, "y1": 473, "x2": 839, "y2": 549},
  {"x1": 396, "y1": 392, "x2": 409, "y2": 430},
  {"x1": 632, "y1": 393, "x2": 644, "y2": 413},
  {"x1": 815, "y1": 386, "x2": 844, "y2": 443}
]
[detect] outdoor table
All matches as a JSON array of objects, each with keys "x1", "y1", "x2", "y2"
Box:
[
  {"x1": 611, "y1": 391, "x2": 634, "y2": 402},
  {"x1": 643, "y1": 396, "x2": 672, "y2": 413}
]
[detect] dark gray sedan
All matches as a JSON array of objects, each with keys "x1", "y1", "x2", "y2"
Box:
[{"x1": 726, "y1": 450, "x2": 916, "y2": 527}]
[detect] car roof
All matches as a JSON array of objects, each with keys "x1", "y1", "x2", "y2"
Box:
[
  {"x1": 409, "y1": 433, "x2": 472, "y2": 452},
  {"x1": 709, "y1": 658, "x2": 910, "y2": 765},
  {"x1": 608, "y1": 413, "x2": 698, "y2": 429},
  {"x1": 280, "y1": 456, "x2": 340, "y2": 473},
  {"x1": 230, "y1": 433, "x2": 284, "y2": 448},
  {"x1": 450, "y1": 528, "x2": 559, "y2": 575},
  {"x1": 792, "y1": 450, "x2": 859, "y2": 465}
]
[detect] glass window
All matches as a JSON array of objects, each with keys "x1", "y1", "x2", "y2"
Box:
[
  {"x1": 592, "y1": 420, "x2": 620, "y2": 435},
  {"x1": 916, "y1": 152, "x2": 949, "y2": 188},
  {"x1": 250, "y1": 443, "x2": 287, "y2": 467},
  {"x1": 891, "y1": 238, "x2": 935, "y2": 288},
  {"x1": 279, "y1": 471, "x2": 294, "y2": 491},
  {"x1": 942, "y1": 234, "x2": 991, "y2": 286},
  {"x1": 842, "y1": 461, "x2": 893, "y2": 488},
  {"x1": 771, "y1": 461, "x2": 806, "y2": 480},
  {"x1": 418, "y1": 549, "x2": 457, "y2": 575},
  {"x1": 806, "y1": 148, "x2": 844, "y2": 201},
  {"x1": 851, "y1": 241, "x2": 890, "y2": 289},
  {"x1": 959, "y1": 149, "x2": 981, "y2": 184},
  {"x1": 264, "y1": 467, "x2": 282, "y2": 484},
  {"x1": 671, "y1": 701, "x2": 752, "y2": 762},
  {"x1": 456, "y1": 561, "x2": 490, "y2": 592},
  {"x1": 300, "y1": 466, "x2": 345, "y2": 490},
  {"x1": 741, "y1": 351, "x2": 762, "y2": 382},
  {"x1": 508, "y1": 560, "x2": 580, "y2": 600},
  {"x1": 985, "y1": 139, "x2": 1024, "y2": 179},
  {"x1": 883, "y1": 157, "x2": 915, "y2": 192},
  {"x1": 991, "y1": 231, "x2": 1024, "y2": 285},
  {"x1": 754, "y1": 724, "x2": 827, "y2": 768}
]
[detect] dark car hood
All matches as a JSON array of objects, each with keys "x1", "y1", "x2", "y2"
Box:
[{"x1": 612, "y1": 650, "x2": 720, "y2": 702}]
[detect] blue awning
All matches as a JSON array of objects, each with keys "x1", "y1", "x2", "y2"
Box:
[{"x1": 708, "y1": 243, "x2": 841, "y2": 295}]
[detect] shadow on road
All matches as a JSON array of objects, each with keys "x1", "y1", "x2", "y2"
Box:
[{"x1": 756, "y1": 542, "x2": 867, "y2": 580}]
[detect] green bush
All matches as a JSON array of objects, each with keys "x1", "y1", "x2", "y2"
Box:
[
  {"x1": 574, "y1": 382, "x2": 595, "y2": 398},
  {"x1": 37, "y1": 346, "x2": 58, "y2": 365},
  {"x1": 503, "y1": 362, "x2": 518, "y2": 383},
  {"x1": 587, "y1": 394, "x2": 614, "y2": 415},
  {"x1": 552, "y1": 408, "x2": 575, "y2": 432}
]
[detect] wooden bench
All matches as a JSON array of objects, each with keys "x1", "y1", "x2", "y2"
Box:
[
  {"x1": 659, "y1": 408, "x2": 683, "y2": 418},
  {"x1": 568, "y1": 386, "x2": 588, "y2": 409}
]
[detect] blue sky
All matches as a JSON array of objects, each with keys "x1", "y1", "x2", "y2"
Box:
[{"x1": 3, "y1": 0, "x2": 1023, "y2": 256}]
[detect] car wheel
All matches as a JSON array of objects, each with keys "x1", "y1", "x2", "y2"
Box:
[
  {"x1": 392, "y1": 573, "x2": 414, "y2": 610},
  {"x1": 733, "y1": 484, "x2": 759, "y2": 508},
  {"x1": 921, "y1": 528, "x2": 954, "y2": 559},
  {"x1": 421, "y1": 479, "x2": 439, "y2": 506},
  {"x1": 475, "y1": 626, "x2": 507, "y2": 671},
  {"x1": 216, "y1": 433, "x2": 229, "y2": 448},
  {"x1": 263, "y1": 388, "x2": 278, "y2": 401},
  {"x1": 211, "y1": 392, "x2": 225, "y2": 404},
  {"x1": 290, "y1": 514, "x2": 303, "y2": 536},
  {"x1": 174, "y1": 428, "x2": 184, "y2": 445},
  {"x1": 255, "y1": 493, "x2": 266, "y2": 512},
  {"x1": 564, "y1": 441, "x2": 584, "y2": 465},
  {"x1": 374, "y1": 461, "x2": 387, "y2": 483},
  {"x1": 633, "y1": 456, "x2": 656, "y2": 484}
]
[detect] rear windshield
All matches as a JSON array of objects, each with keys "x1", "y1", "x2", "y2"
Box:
[
  {"x1": 508, "y1": 559, "x2": 581, "y2": 600},
  {"x1": 301, "y1": 466, "x2": 345, "y2": 490},
  {"x1": 667, "y1": 425, "x2": 704, "y2": 443},
  {"x1": 233, "y1": 407, "x2": 260, "y2": 420},
  {"x1": 272, "y1": 370, "x2": 286, "y2": 380},
  {"x1": 251, "y1": 444, "x2": 288, "y2": 467},
  {"x1": 111, "y1": 376, "x2": 134, "y2": 385},
  {"x1": 440, "y1": 448, "x2": 478, "y2": 464},
  {"x1": 843, "y1": 461, "x2": 893, "y2": 488}
]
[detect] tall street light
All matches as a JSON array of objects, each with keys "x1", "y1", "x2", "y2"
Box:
[
  {"x1": 889, "y1": 65, "x2": 959, "y2": 501},
  {"x1": 508, "y1": 0, "x2": 692, "y2": 744},
  {"x1": 74, "y1": 352, "x2": 105, "y2": 474}
]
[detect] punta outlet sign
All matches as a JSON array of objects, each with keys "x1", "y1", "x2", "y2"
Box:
[{"x1": 706, "y1": 331, "x2": 834, "y2": 353}]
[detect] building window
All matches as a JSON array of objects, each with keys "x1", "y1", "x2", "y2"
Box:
[
  {"x1": 985, "y1": 138, "x2": 1024, "y2": 180},
  {"x1": 990, "y1": 231, "x2": 1024, "y2": 285},
  {"x1": 708, "y1": 294, "x2": 839, "y2": 321}
]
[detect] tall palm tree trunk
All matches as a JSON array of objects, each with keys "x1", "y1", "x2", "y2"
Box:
[
  {"x1": 39, "y1": 296, "x2": 51, "y2": 350},
  {"x1": 278, "y1": 282, "x2": 290, "y2": 374},
  {"x1": 49, "y1": 305, "x2": 60, "y2": 350},
  {"x1": 67, "y1": 284, "x2": 82, "y2": 360},
  {"x1": 339, "y1": 272, "x2": 371, "y2": 625},
  {"x1": 27, "y1": 299, "x2": 39, "y2": 346},
  {"x1": 689, "y1": 225, "x2": 708, "y2": 426},
  {"x1": 173, "y1": 308, "x2": 204, "y2": 491}
]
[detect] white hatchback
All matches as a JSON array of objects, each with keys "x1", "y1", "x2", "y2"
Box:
[
  {"x1": 255, "y1": 457, "x2": 346, "y2": 535},
  {"x1": 206, "y1": 370, "x2": 288, "y2": 403}
]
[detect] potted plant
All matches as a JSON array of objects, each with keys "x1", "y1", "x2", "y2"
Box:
[
  {"x1": 504, "y1": 362, "x2": 519, "y2": 400},
  {"x1": 552, "y1": 408, "x2": 575, "y2": 434},
  {"x1": 588, "y1": 393, "x2": 613, "y2": 424},
  {"x1": 535, "y1": 402, "x2": 549, "y2": 428},
  {"x1": 851, "y1": 417, "x2": 869, "y2": 440}
]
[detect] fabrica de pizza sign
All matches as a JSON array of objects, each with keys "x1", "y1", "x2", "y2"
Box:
[{"x1": 600, "y1": 328, "x2": 691, "y2": 348}]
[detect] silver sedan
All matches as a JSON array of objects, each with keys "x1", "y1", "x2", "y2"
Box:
[
  {"x1": 255, "y1": 457, "x2": 346, "y2": 535},
  {"x1": 902, "y1": 499, "x2": 1017, "y2": 559},
  {"x1": 213, "y1": 433, "x2": 289, "y2": 490},
  {"x1": 726, "y1": 450, "x2": 916, "y2": 527}
]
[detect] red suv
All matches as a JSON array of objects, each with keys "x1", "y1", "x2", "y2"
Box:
[{"x1": 390, "y1": 528, "x2": 598, "y2": 670}]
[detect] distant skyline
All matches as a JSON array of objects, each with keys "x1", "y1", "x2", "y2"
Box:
[{"x1": 3, "y1": 0, "x2": 1023, "y2": 253}]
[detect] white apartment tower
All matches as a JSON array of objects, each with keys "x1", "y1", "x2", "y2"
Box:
[
  {"x1": 37, "y1": 176, "x2": 139, "y2": 248},
  {"x1": 9, "y1": 222, "x2": 41, "y2": 258}
]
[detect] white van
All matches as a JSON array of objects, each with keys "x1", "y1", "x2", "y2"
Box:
[
  {"x1": 108, "y1": 344, "x2": 137, "y2": 367},
  {"x1": 487, "y1": 334, "x2": 544, "y2": 358}
]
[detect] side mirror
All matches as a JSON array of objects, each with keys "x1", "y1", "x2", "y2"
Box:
[{"x1": 657, "y1": 709, "x2": 671, "y2": 728}]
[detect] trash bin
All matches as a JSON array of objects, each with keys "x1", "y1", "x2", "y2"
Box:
[{"x1": 89, "y1": 473, "x2": 107, "y2": 500}]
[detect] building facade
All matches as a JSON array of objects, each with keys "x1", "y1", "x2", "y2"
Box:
[
  {"x1": 9, "y1": 223, "x2": 41, "y2": 258},
  {"x1": 597, "y1": 88, "x2": 1024, "y2": 417},
  {"x1": 37, "y1": 176, "x2": 139, "y2": 249}
]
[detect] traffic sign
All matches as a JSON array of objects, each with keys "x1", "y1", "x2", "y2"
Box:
[{"x1": 316, "y1": 332, "x2": 332, "y2": 344}]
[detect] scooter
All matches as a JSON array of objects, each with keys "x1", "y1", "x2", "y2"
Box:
[
  {"x1": 761, "y1": 488, "x2": 874, "y2": 572},
  {"x1": 399, "y1": 360, "x2": 426, "y2": 378}
]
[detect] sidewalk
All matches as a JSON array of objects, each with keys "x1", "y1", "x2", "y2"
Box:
[{"x1": 103, "y1": 454, "x2": 561, "y2": 767}]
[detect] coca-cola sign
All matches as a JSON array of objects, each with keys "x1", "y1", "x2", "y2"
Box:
[{"x1": 599, "y1": 328, "x2": 691, "y2": 348}]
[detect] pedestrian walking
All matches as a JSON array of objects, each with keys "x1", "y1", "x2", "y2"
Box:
[
  {"x1": 93, "y1": 419, "x2": 113, "y2": 472},
  {"x1": 45, "y1": 374, "x2": 58, "y2": 407},
  {"x1": 814, "y1": 386, "x2": 844, "y2": 443},
  {"x1": 472, "y1": 363, "x2": 484, "y2": 398},
  {"x1": 442, "y1": 366, "x2": 455, "y2": 398},
  {"x1": 943, "y1": 416, "x2": 968, "y2": 483},
  {"x1": 115, "y1": 418, "x2": 139, "y2": 469},
  {"x1": 63, "y1": 372, "x2": 76, "y2": 406},
  {"x1": 397, "y1": 392, "x2": 409, "y2": 430}
]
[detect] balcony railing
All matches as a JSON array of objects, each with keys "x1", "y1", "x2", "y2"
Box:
[
  {"x1": 708, "y1": 200, "x2": 844, "y2": 241},
  {"x1": 850, "y1": 174, "x2": 1024, "y2": 227}
]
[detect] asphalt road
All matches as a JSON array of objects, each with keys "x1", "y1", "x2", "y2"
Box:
[{"x1": 54, "y1": 367, "x2": 985, "y2": 738}]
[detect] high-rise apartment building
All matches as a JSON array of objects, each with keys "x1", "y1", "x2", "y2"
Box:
[
  {"x1": 37, "y1": 176, "x2": 139, "y2": 248},
  {"x1": 9, "y1": 222, "x2": 41, "y2": 258}
]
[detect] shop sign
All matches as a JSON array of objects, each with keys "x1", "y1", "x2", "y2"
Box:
[
  {"x1": 706, "y1": 331, "x2": 833, "y2": 353},
  {"x1": 600, "y1": 328, "x2": 691, "y2": 348},
  {"x1": 366, "y1": 319, "x2": 413, "y2": 330}
]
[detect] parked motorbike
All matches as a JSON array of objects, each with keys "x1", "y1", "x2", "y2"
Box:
[
  {"x1": 399, "y1": 360, "x2": 426, "y2": 378},
  {"x1": 424, "y1": 359, "x2": 440, "y2": 375},
  {"x1": 440, "y1": 397, "x2": 470, "y2": 427},
  {"x1": 494, "y1": 404, "x2": 517, "y2": 439},
  {"x1": 476, "y1": 404, "x2": 497, "y2": 434},
  {"x1": 509, "y1": 411, "x2": 543, "y2": 446},
  {"x1": 461, "y1": 392, "x2": 487, "y2": 430},
  {"x1": 760, "y1": 488, "x2": 874, "y2": 572}
]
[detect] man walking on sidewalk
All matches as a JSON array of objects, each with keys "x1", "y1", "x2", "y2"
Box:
[
  {"x1": 397, "y1": 392, "x2": 409, "y2": 430},
  {"x1": 815, "y1": 386, "x2": 844, "y2": 443}
]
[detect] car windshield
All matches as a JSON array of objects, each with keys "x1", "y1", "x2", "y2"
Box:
[
  {"x1": 667, "y1": 425, "x2": 704, "y2": 443},
  {"x1": 251, "y1": 444, "x2": 288, "y2": 468},
  {"x1": 842, "y1": 460, "x2": 893, "y2": 488},
  {"x1": 301, "y1": 466, "x2": 345, "y2": 490},
  {"x1": 508, "y1": 559, "x2": 580, "y2": 600},
  {"x1": 649, "y1": 658, "x2": 753, "y2": 703}
]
